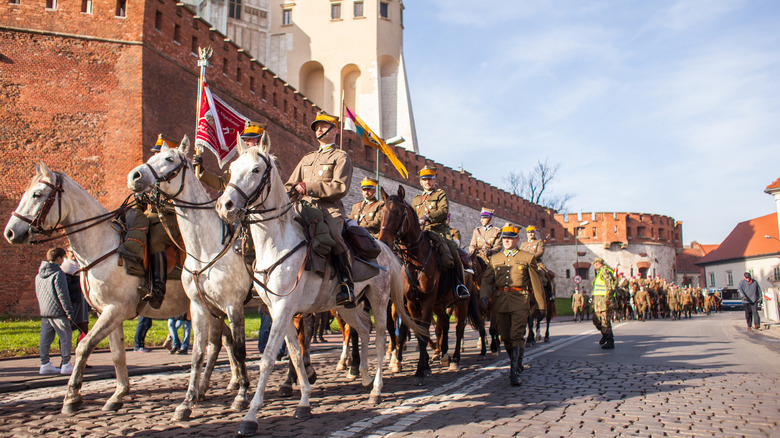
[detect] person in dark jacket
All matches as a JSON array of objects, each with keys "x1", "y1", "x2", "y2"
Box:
[
  {"x1": 35, "y1": 247, "x2": 75, "y2": 375},
  {"x1": 738, "y1": 272, "x2": 762, "y2": 330}
]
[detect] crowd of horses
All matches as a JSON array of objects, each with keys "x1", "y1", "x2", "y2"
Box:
[{"x1": 4, "y1": 134, "x2": 555, "y2": 436}]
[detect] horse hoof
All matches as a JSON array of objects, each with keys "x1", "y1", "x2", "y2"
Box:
[
  {"x1": 368, "y1": 394, "x2": 382, "y2": 405},
  {"x1": 278, "y1": 386, "x2": 293, "y2": 398},
  {"x1": 237, "y1": 420, "x2": 258, "y2": 436},
  {"x1": 414, "y1": 377, "x2": 426, "y2": 387},
  {"x1": 477, "y1": 354, "x2": 486, "y2": 361},
  {"x1": 449, "y1": 362, "x2": 459, "y2": 371},
  {"x1": 231, "y1": 398, "x2": 249, "y2": 412},
  {"x1": 362, "y1": 382, "x2": 373, "y2": 393},
  {"x1": 308, "y1": 370, "x2": 318, "y2": 385},
  {"x1": 227, "y1": 381, "x2": 240, "y2": 391},
  {"x1": 441, "y1": 354, "x2": 450, "y2": 367},
  {"x1": 336, "y1": 362, "x2": 345, "y2": 371},
  {"x1": 173, "y1": 407, "x2": 191, "y2": 422},
  {"x1": 61, "y1": 400, "x2": 82, "y2": 415},
  {"x1": 198, "y1": 393, "x2": 207, "y2": 402},
  {"x1": 390, "y1": 365, "x2": 401, "y2": 374},
  {"x1": 102, "y1": 400, "x2": 123, "y2": 412},
  {"x1": 293, "y1": 406, "x2": 312, "y2": 419}
]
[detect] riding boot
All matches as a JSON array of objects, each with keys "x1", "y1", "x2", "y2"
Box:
[
  {"x1": 141, "y1": 252, "x2": 167, "y2": 309},
  {"x1": 598, "y1": 332, "x2": 607, "y2": 345},
  {"x1": 333, "y1": 252, "x2": 356, "y2": 309},
  {"x1": 509, "y1": 346, "x2": 522, "y2": 386},
  {"x1": 601, "y1": 333, "x2": 615, "y2": 349},
  {"x1": 453, "y1": 267, "x2": 470, "y2": 299}
]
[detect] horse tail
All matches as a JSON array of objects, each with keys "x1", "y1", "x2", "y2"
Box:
[
  {"x1": 386, "y1": 245, "x2": 426, "y2": 338},
  {"x1": 466, "y1": 291, "x2": 484, "y2": 332}
]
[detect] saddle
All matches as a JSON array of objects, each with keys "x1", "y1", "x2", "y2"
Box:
[
  {"x1": 344, "y1": 225, "x2": 381, "y2": 282},
  {"x1": 424, "y1": 230, "x2": 454, "y2": 269},
  {"x1": 113, "y1": 209, "x2": 185, "y2": 280}
]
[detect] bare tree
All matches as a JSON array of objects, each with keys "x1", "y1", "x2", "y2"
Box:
[{"x1": 503, "y1": 158, "x2": 574, "y2": 212}]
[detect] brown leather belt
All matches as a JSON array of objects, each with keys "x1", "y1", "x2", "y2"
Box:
[{"x1": 500, "y1": 286, "x2": 526, "y2": 292}]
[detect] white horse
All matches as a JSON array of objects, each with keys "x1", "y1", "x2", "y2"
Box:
[
  {"x1": 126, "y1": 136, "x2": 252, "y2": 420},
  {"x1": 215, "y1": 134, "x2": 420, "y2": 436},
  {"x1": 4, "y1": 163, "x2": 238, "y2": 414}
]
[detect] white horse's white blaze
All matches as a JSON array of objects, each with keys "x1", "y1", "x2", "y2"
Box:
[
  {"x1": 3, "y1": 163, "x2": 204, "y2": 414},
  {"x1": 126, "y1": 136, "x2": 253, "y2": 420},
  {"x1": 215, "y1": 134, "x2": 418, "y2": 434}
]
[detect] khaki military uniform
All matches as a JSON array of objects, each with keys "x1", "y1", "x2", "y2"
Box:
[
  {"x1": 572, "y1": 291, "x2": 584, "y2": 321},
  {"x1": 349, "y1": 198, "x2": 384, "y2": 237},
  {"x1": 450, "y1": 228, "x2": 462, "y2": 247},
  {"x1": 469, "y1": 225, "x2": 502, "y2": 261},
  {"x1": 519, "y1": 238, "x2": 545, "y2": 260},
  {"x1": 634, "y1": 288, "x2": 649, "y2": 319},
  {"x1": 412, "y1": 188, "x2": 463, "y2": 275},
  {"x1": 480, "y1": 249, "x2": 544, "y2": 357},
  {"x1": 198, "y1": 167, "x2": 231, "y2": 192},
  {"x1": 285, "y1": 145, "x2": 353, "y2": 254}
]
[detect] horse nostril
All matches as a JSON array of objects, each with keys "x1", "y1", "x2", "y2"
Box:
[
  {"x1": 5, "y1": 230, "x2": 12, "y2": 240},
  {"x1": 132, "y1": 171, "x2": 142, "y2": 181},
  {"x1": 225, "y1": 200, "x2": 234, "y2": 211}
]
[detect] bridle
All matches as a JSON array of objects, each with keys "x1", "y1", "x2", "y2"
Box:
[
  {"x1": 144, "y1": 156, "x2": 187, "y2": 201},
  {"x1": 229, "y1": 152, "x2": 295, "y2": 223},
  {"x1": 13, "y1": 173, "x2": 64, "y2": 235}
]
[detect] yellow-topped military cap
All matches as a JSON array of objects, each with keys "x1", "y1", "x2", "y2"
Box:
[
  {"x1": 151, "y1": 134, "x2": 177, "y2": 152},
  {"x1": 360, "y1": 176, "x2": 378, "y2": 189},
  {"x1": 310, "y1": 111, "x2": 339, "y2": 131},
  {"x1": 501, "y1": 223, "x2": 520, "y2": 238},
  {"x1": 525, "y1": 225, "x2": 537, "y2": 232},
  {"x1": 418, "y1": 165, "x2": 437, "y2": 179},
  {"x1": 241, "y1": 120, "x2": 267, "y2": 139}
]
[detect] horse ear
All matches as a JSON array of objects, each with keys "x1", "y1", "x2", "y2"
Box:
[
  {"x1": 380, "y1": 186, "x2": 388, "y2": 202},
  {"x1": 35, "y1": 163, "x2": 42, "y2": 176},
  {"x1": 260, "y1": 131, "x2": 271, "y2": 155},
  {"x1": 397, "y1": 185, "x2": 405, "y2": 201},
  {"x1": 236, "y1": 136, "x2": 247, "y2": 155},
  {"x1": 179, "y1": 135, "x2": 190, "y2": 155},
  {"x1": 38, "y1": 162, "x2": 53, "y2": 179}
]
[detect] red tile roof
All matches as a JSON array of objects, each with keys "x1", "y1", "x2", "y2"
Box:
[
  {"x1": 676, "y1": 249, "x2": 705, "y2": 273},
  {"x1": 697, "y1": 212, "x2": 780, "y2": 265},
  {"x1": 766, "y1": 177, "x2": 780, "y2": 191}
]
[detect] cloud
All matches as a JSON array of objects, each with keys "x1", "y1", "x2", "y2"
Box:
[{"x1": 641, "y1": 0, "x2": 747, "y2": 33}]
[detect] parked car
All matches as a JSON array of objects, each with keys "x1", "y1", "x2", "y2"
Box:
[{"x1": 719, "y1": 288, "x2": 744, "y2": 310}]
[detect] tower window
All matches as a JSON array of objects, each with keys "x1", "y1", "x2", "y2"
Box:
[
  {"x1": 173, "y1": 24, "x2": 181, "y2": 43},
  {"x1": 155, "y1": 11, "x2": 163, "y2": 30},
  {"x1": 229, "y1": 0, "x2": 242, "y2": 20},
  {"x1": 282, "y1": 9, "x2": 292, "y2": 26},
  {"x1": 115, "y1": 0, "x2": 126, "y2": 17},
  {"x1": 331, "y1": 3, "x2": 341, "y2": 19},
  {"x1": 81, "y1": 0, "x2": 92, "y2": 13},
  {"x1": 191, "y1": 36, "x2": 199, "y2": 55},
  {"x1": 354, "y1": 1, "x2": 363, "y2": 17},
  {"x1": 46, "y1": 0, "x2": 56, "y2": 9},
  {"x1": 379, "y1": 1, "x2": 389, "y2": 18}
]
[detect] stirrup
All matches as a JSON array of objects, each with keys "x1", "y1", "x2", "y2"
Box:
[
  {"x1": 455, "y1": 284, "x2": 470, "y2": 299},
  {"x1": 336, "y1": 282, "x2": 356, "y2": 309}
]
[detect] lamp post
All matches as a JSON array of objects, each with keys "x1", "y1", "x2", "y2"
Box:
[{"x1": 574, "y1": 220, "x2": 590, "y2": 281}]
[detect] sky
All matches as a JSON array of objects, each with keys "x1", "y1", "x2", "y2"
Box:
[{"x1": 401, "y1": 0, "x2": 780, "y2": 245}]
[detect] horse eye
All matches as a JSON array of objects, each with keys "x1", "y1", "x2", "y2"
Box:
[
  {"x1": 252, "y1": 167, "x2": 260, "y2": 174},
  {"x1": 165, "y1": 157, "x2": 174, "y2": 163},
  {"x1": 32, "y1": 192, "x2": 42, "y2": 198}
]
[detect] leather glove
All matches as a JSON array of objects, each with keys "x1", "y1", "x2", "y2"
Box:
[
  {"x1": 133, "y1": 192, "x2": 147, "y2": 206},
  {"x1": 192, "y1": 155, "x2": 203, "y2": 167},
  {"x1": 294, "y1": 182, "x2": 307, "y2": 195},
  {"x1": 418, "y1": 214, "x2": 430, "y2": 227},
  {"x1": 480, "y1": 297, "x2": 489, "y2": 312}
]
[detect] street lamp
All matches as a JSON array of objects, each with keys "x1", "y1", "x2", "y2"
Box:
[{"x1": 574, "y1": 220, "x2": 590, "y2": 286}]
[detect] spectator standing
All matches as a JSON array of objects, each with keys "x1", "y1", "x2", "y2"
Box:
[
  {"x1": 61, "y1": 247, "x2": 89, "y2": 343},
  {"x1": 134, "y1": 317, "x2": 153, "y2": 352},
  {"x1": 168, "y1": 311, "x2": 192, "y2": 354},
  {"x1": 36, "y1": 247, "x2": 75, "y2": 375},
  {"x1": 738, "y1": 272, "x2": 762, "y2": 330}
]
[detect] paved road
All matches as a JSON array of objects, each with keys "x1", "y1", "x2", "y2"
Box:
[{"x1": 1, "y1": 312, "x2": 778, "y2": 437}]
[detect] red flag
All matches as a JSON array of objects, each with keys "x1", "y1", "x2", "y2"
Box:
[{"x1": 195, "y1": 81, "x2": 248, "y2": 168}]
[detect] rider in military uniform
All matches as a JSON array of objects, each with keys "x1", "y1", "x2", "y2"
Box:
[
  {"x1": 519, "y1": 225, "x2": 545, "y2": 261},
  {"x1": 285, "y1": 111, "x2": 355, "y2": 308},
  {"x1": 411, "y1": 165, "x2": 469, "y2": 298},
  {"x1": 349, "y1": 176, "x2": 384, "y2": 238},
  {"x1": 592, "y1": 257, "x2": 617, "y2": 349},
  {"x1": 118, "y1": 134, "x2": 180, "y2": 309},
  {"x1": 480, "y1": 223, "x2": 545, "y2": 386},
  {"x1": 193, "y1": 120, "x2": 267, "y2": 191},
  {"x1": 447, "y1": 216, "x2": 462, "y2": 248},
  {"x1": 468, "y1": 208, "x2": 502, "y2": 262}
]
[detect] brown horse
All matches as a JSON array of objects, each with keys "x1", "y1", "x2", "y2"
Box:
[
  {"x1": 378, "y1": 185, "x2": 471, "y2": 385},
  {"x1": 526, "y1": 269, "x2": 558, "y2": 345}
]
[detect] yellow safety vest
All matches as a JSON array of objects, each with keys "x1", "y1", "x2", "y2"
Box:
[{"x1": 593, "y1": 267, "x2": 613, "y2": 296}]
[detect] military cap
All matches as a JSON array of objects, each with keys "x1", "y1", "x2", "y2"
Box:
[
  {"x1": 526, "y1": 225, "x2": 537, "y2": 232},
  {"x1": 593, "y1": 257, "x2": 605, "y2": 265},
  {"x1": 419, "y1": 165, "x2": 437, "y2": 179},
  {"x1": 241, "y1": 120, "x2": 267, "y2": 139},
  {"x1": 501, "y1": 223, "x2": 520, "y2": 238},
  {"x1": 360, "y1": 176, "x2": 378, "y2": 189},
  {"x1": 310, "y1": 111, "x2": 339, "y2": 131},
  {"x1": 480, "y1": 208, "x2": 494, "y2": 217},
  {"x1": 151, "y1": 134, "x2": 177, "y2": 152}
]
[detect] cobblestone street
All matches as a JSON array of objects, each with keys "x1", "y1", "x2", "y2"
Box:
[{"x1": 1, "y1": 312, "x2": 778, "y2": 437}]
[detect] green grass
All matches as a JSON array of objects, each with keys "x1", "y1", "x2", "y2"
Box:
[
  {"x1": 0, "y1": 311, "x2": 276, "y2": 358},
  {"x1": 555, "y1": 297, "x2": 574, "y2": 317}
]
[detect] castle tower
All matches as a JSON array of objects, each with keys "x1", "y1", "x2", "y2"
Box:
[{"x1": 266, "y1": 0, "x2": 418, "y2": 153}]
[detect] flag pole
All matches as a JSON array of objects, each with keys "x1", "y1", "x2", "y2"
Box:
[
  {"x1": 339, "y1": 90, "x2": 345, "y2": 151},
  {"x1": 195, "y1": 46, "x2": 212, "y2": 175}
]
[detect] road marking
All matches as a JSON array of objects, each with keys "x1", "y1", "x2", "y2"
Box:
[{"x1": 333, "y1": 323, "x2": 629, "y2": 438}]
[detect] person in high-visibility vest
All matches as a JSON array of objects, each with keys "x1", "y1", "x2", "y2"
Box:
[{"x1": 592, "y1": 257, "x2": 617, "y2": 349}]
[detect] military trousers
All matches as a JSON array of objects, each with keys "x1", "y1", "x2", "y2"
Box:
[
  {"x1": 592, "y1": 296, "x2": 612, "y2": 335},
  {"x1": 322, "y1": 213, "x2": 348, "y2": 255},
  {"x1": 495, "y1": 307, "x2": 530, "y2": 355},
  {"x1": 148, "y1": 211, "x2": 178, "y2": 254}
]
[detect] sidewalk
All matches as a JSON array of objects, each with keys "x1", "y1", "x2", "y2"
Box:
[{"x1": 0, "y1": 332, "x2": 345, "y2": 394}]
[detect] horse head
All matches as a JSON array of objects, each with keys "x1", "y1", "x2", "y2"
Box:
[
  {"x1": 127, "y1": 135, "x2": 191, "y2": 198},
  {"x1": 216, "y1": 132, "x2": 278, "y2": 223},
  {"x1": 5, "y1": 163, "x2": 67, "y2": 244},
  {"x1": 378, "y1": 184, "x2": 419, "y2": 247}
]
